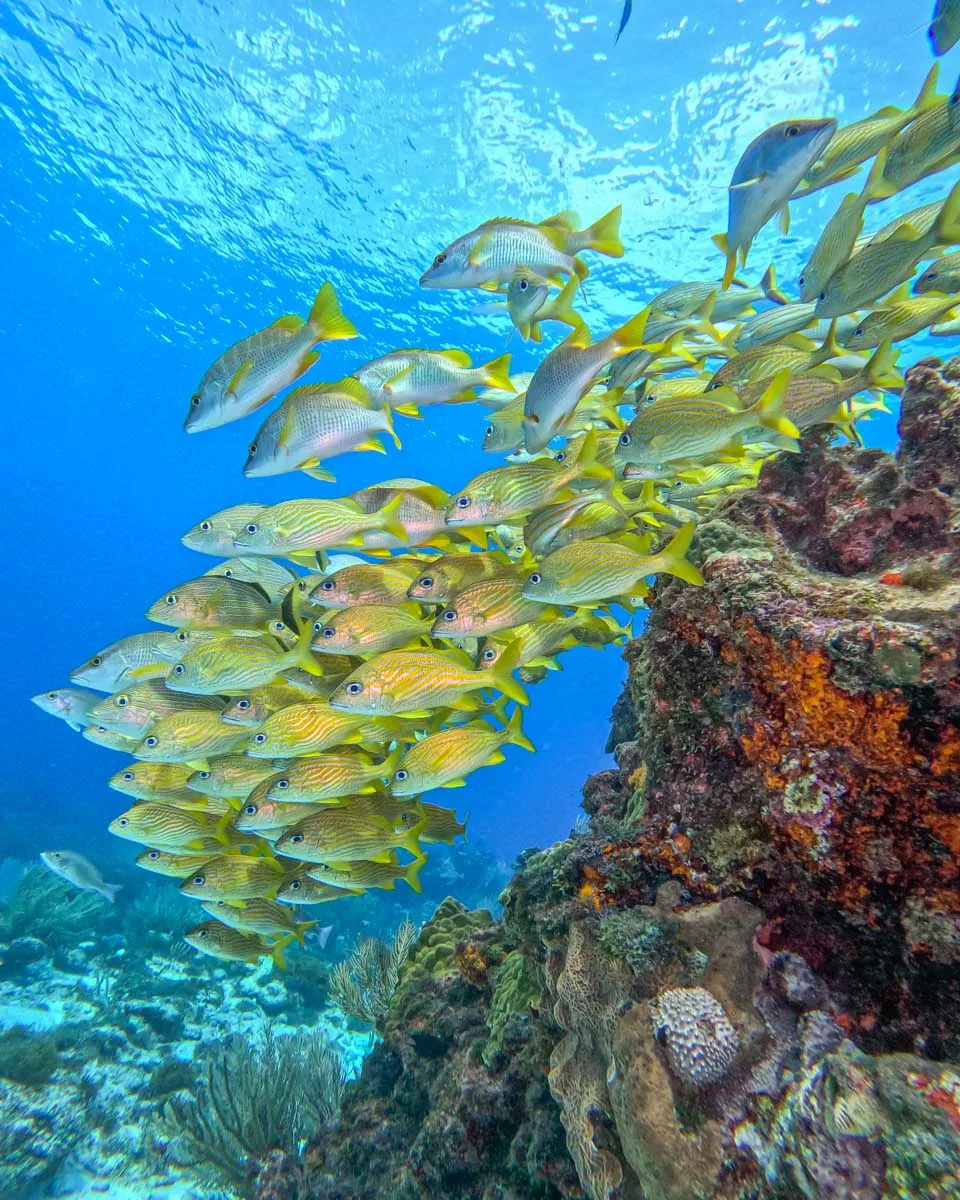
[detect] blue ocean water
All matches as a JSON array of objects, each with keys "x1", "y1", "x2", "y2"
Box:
[{"x1": 0, "y1": 0, "x2": 951, "y2": 867}]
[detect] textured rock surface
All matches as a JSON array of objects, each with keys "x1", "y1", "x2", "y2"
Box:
[{"x1": 272, "y1": 360, "x2": 960, "y2": 1200}]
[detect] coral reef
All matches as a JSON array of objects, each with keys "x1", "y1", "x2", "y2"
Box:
[
  {"x1": 275, "y1": 359, "x2": 960, "y2": 1199},
  {"x1": 328, "y1": 919, "x2": 417, "y2": 1025}
]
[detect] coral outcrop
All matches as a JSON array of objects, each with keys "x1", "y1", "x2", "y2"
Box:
[{"x1": 274, "y1": 359, "x2": 960, "y2": 1199}]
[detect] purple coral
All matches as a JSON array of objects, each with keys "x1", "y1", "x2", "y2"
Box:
[{"x1": 651, "y1": 986, "x2": 740, "y2": 1087}]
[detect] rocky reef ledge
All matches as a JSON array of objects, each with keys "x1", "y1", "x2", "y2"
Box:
[{"x1": 258, "y1": 360, "x2": 960, "y2": 1200}]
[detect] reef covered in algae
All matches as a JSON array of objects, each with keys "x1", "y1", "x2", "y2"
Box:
[{"x1": 256, "y1": 359, "x2": 960, "y2": 1200}]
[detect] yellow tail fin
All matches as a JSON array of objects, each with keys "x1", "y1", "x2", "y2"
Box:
[
  {"x1": 934, "y1": 180, "x2": 960, "y2": 245},
  {"x1": 650, "y1": 521, "x2": 704, "y2": 586},
  {"x1": 864, "y1": 339, "x2": 902, "y2": 389},
  {"x1": 484, "y1": 641, "x2": 529, "y2": 707},
  {"x1": 308, "y1": 282, "x2": 359, "y2": 341},
  {"x1": 752, "y1": 370, "x2": 801, "y2": 440},
  {"x1": 481, "y1": 353, "x2": 515, "y2": 392},
  {"x1": 545, "y1": 274, "x2": 582, "y2": 329},
  {"x1": 713, "y1": 232, "x2": 739, "y2": 290},
  {"x1": 269, "y1": 932, "x2": 297, "y2": 971},
  {"x1": 375, "y1": 493, "x2": 408, "y2": 543},
  {"x1": 583, "y1": 204, "x2": 624, "y2": 258},
  {"x1": 760, "y1": 264, "x2": 788, "y2": 305},
  {"x1": 403, "y1": 854, "x2": 426, "y2": 894},
  {"x1": 610, "y1": 307, "x2": 651, "y2": 354},
  {"x1": 504, "y1": 705, "x2": 535, "y2": 752}
]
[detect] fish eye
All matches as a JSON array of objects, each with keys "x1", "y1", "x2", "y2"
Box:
[
  {"x1": 243, "y1": 804, "x2": 257, "y2": 815},
  {"x1": 482, "y1": 648, "x2": 497, "y2": 662},
  {"x1": 192, "y1": 874, "x2": 205, "y2": 886},
  {"x1": 237, "y1": 699, "x2": 251, "y2": 710},
  {"x1": 433, "y1": 252, "x2": 447, "y2": 267},
  {"x1": 200, "y1": 520, "x2": 211, "y2": 532},
  {"x1": 197, "y1": 928, "x2": 209, "y2": 938},
  {"x1": 394, "y1": 769, "x2": 409, "y2": 781},
  {"x1": 165, "y1": 594, "x2": 177, "y2": 605},
  {"x1": 144, "y1": 736, "x2": 158, "y2": 747},
  {"x1": 555, "y1": 451, "x2": 566, "y2": 462},
  {"x1": 485, "y1": 425, "x2": 493, "y2": 437},
  {"x1": 419, "y1": 576, "x2": 434, "y2": 588},
  {"x1": 92, "y1": 656, "x2": 103, "y2": 667},
  {"x1": 619, "y1": 433, "x2": 631, "y2": 446},
  {"x1": 118, "y1": 817, "x2": 129, "y2": 827},
  {"x1": 673, "y1": 480, "x2": 684, "y2": 489},
  {"x1": 456, "y1": 496, "x2": 471, "y2": 508},
  {"x1": 46, "y1": 691, "x2": 56, "y2": 700},
  {"x1": 321, "y1": 579, "x2": 336, "y2": 591},
  {"x1": 148, "y1": 850, "x2": 159, "y2": 860},
  {"x1": 289, "y1": 879, "x2": 302, "y2": 890},
  {"x1": 290, "y1": 833, "x2": 304, "y2": 843},
  {"x1": 925, "y1": 271, "x2": 937, "y2": 282},
  {"x1": 518, "y1": 278, "x2": 528, "y2": 291},
  {"x1": 190, "y1": 395, "x2": 201, "y2": 408},
  {"x1": 245, "y1": 524, "x2": 259, "y2": 535},
  {"x1": 818, "y1": 291, "x2": 827, "y2": 302},
  {"x1": 276, "y1": 778, "x2": 290, "y2": 789},
  {"x1": 254, "y1": 733, "x2": 267, "y2": 744},
  {"x1": 529, "y1": 572, "x2": 542, "y2": 584},
  {"x1": 345, "y1": 681, "x2": 363, "y2": 695},
  {"x1": 122, "y1": 771, "x2": 134, "y2": 780},
  {"x1": 785, "y1": 125, "x2": 801, "y2": 137},
  {"x1": 173, "y1": 664, "x2": 185, "y2": 676},
  {"x1": 321, "y1": 627, "x2": 336, "y2": 638},
  {"x1": 441, "y1": 609, "x2": 457, "y2": 621},
  {"x1": 853, "y1": 327, "x2": 864, "y2": 338},
  {"x1": 248, "y1": 442, "x2": 258, "y2": 455},
  {"x1": 176, "y1": 630, "x2": 189, "y2": 641},
  {"x1": 198, "y1": 771, "x2": 210, "y2": 779},
  {"x1": 53, "y1": 852, "x2": 62, "y2": 859},
  {"x1": 798, "y1": 274, "x2": 805, "y2": 287}
]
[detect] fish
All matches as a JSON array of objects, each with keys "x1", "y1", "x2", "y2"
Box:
[
  {"x1": 243, "y1": 378, "x2": 400, "y2": 480},
  {"x1": 419, "y1": 217, "x2": 593, "y2": 291},
  {"x1": 794, "y1": 68, "x2": 940, "y2": 196},
  {"x1": 327, "y1": 645, "x2": 528, "y2": 717},
  {"x1": 477, "y1": 610, "x2": 629, "y2": 672},
  {"x1": 798, "y1": 151, "x2": 895, "y2": 303},
  {"x1": 108, "y1": 803, "x2": 228, "y2": 851},
  {"x1": 199, "y1": 898, "x2": 317, "y2": 944},
  {"x1": 89, "y1": 681, "x2": 223, "y2": 737},
  {"x1": 302, "y1": 556, "x2": 426, "y2": 609},
  {"x1": 83, "y1": 725, "x2": 142, "y2": 753},
  {"x1": 185, "y1": 283, "x2": 358, "y2": 432},
  {"x1": 181, "y1": 504, "x2": 268, "y2": 557},
  {"x1": 179, "y1": 855, "x2": 289, "y2": 901},
  {"x1": 273, "y1": 807, "x2": 426, "y2": 864},
  {"x1": 264, "y1": 749, "x2": 402, "y2": 803},
  {"x1": 446, "y1": 430, "x2": 608, "y2": 526},
  {"x1": 233, "y1": 794, "x2": 330, "y2": 834},
  {"x1": 184, "y1": 920, "x2": 293, "y2": 969},
  {"x1": 649, "y1": 266, "x2": 787, "y2": 321},
  {"x1": 931, "y1": 0, "x2": 960, "y2": 54},
  {"x1": 312, "y1": 603, "x2": 434, "y2": 655},
  {"x1": 522, "y1": 523, "x2": 704, "y2": 606},
  {"x1": 204, "y1": 557, "x2": 299, "y2": 603},
  {"x1": 706, "y1": 329, "x2": 843, "y2": 392},
  {"x1": 40, "y1": 851, "x2": 122, "y2": 904},
  {"x1": 666, "y1": 461, "x2": 765, "y2": 505},
  {"x1": 186, "y1": 756, "x2": 293, "y2": 800},
  {"x1": 616, "y1": 374, "x2": 799, "y2": 468},
  {"x1": 70, "y1": 631, "x2": 186, "y2": 691},
  {"x1": 301, "y1": 856, "x2": 426, "y2": 894},
  {"x1": 31, "y1": 687, "x2": 100, "y2": 732},
  {"x1": 145, "y1": 575, "x2": 280, "y2": 631},
  {"x1": 109, "y1": 761, "x2": 197, "y2": 799},
  {"x1": 913, "y1": 251, "x2": 960, "y2": 294},
  {"x1": 615, "y1": 0, "x2": 632, "y2": 42},
  {"x1": 232, "y1": 495, "x2": 408, "y2": 556},
  {"x1": 416, "y1": 804, "x2": 469, "y2": 844},
  {"x1": 815, "y1": 180, "x2": 960, "y2": 317},
  {"x1": 731, "y1": 303, "x2": 819, "y2": 351},
  {"x1": 220, "y1": 684, "x2": 305, "y2": 727},
  {"x1": 390, "y1": 708, "x2": 534, "y2": 795},
  {"x1": 243, "y1": 702, "x2": 390, "y2": 758},
  {"x1": 134, "y1": 712, "x2": 250, "y2": 764},
  {"x1": 431, "y1": 576, "x2": 558, "y2": 638},
  {"x1": 164, "y1": 624, "x2": 322, "y2": 697},
  {"x1": 845, "y1": 297, "x2": 960, "y2": 348},
  {"x1": 346, "y1": 480, "x2": 458, "y2": 552},
  {"x1": 716, "y1": 117, "x2": 837, "y2": 286},
  {"x1": 501, "y1": 270, "x2": 582, "y2": 342},
  {"x1": 276, "y1": 875, "x2": 361, "y2": 904},
  {"x1": 351, "y1": 349, "x2": 515, "y2": 412},
  {"x1": 522, "y1": 311, "x2": 653, "y2": 451},
  {"x1": 136, "y1": 848, "x2": 217, "y2": 878},
  {"x1": 406, "y1": 551, "x2": 518, "y2": 603},
  {"x1": 880, "y1": 79, "x2": 960, "y2": 194}
]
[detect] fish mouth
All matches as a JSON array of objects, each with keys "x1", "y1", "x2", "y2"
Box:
[{"x1": 418, "y1": 271, "x2": 441, "y2": 288}]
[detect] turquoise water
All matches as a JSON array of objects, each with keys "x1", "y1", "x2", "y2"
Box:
[{"x1": 1, "y1": 2, "x2": 958, "y2": 1196}]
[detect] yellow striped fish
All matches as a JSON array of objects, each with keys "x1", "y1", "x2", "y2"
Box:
[
  {"x1": 431, "y1": 577, "x2": 557, "y2": 638},
  {"x1": 406, "y1": 551, "x2": 518, "y2": 603},
  {"x1": 200, "y1": 898, "x2": 317, "y2": 943},
  {"x1": 390, "y1": 709, "x2": 534, "y2": 795},
  {"x1": 233, "y1": 495, "x2": 408, "y2": 556},
  {"x1": 276, "y1": 875, "x2": 360, "y2": 903},
  {"x1": 179, "y1": 854, "x2": 289, "y2": 901},
  {"x1": 312, "y1": 603, "x2": 434, "y2": 655},
  {"x1": 146, "y1": 575, "x2": 280, "y2": 631},
  {"x1": 265, "y1": 749, "x2": 402, "y2": 803},
  {"x1": 303, "y1": 557, "x2": 426, "y2": 609},
  {"x1": 134, "y1": 712, "x2": 249, "y2": 764},
  {"x1": 164, "y1": 625, "x2": 321, "y2": 696},
  {"x1": 90, "y1": 682, "x2": 223, "y2": 737},
  {"x1": 70, "y1": 631, "x2": 186, "y2": 692},
  {"x1": 204, "y1": 556, "x2": 298, "y2": 602},
  {"x1": 136, "y1": 848, "x2": 216, "y2": 877},
  {"x1": 298, "y1": 857, "x2": 425, "y2": 894},
  {"x1": 243, "y1": 702, "x2": 389, "y2": 758},
  {"x1": 184, "y1": 921, "x2": 293, "y2": 968},
  {"x1": 182, "y1": 503, "x2": 268, "y2": 556},
  {"x1": 186, "y1": 755, "x2": 292, "y2": 800},
  {"x1": 108, "y1": 762, "x2": 196, "y2": 799},
  {"x1": 273, "y1": 807, "x2": 426, "y2": 864},
  {"x1": 83, "y1": 725, "x2": 141, "y2": 753},
  {"x1": 477, "y1": 611, "x2": 628, "y2": 672},
  {"x1": 108, "y1": 803, "x2": 227, "y2": 850}
]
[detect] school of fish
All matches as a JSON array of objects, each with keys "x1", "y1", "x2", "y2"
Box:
[{"x1": 32, "y1": 47, "x2": 960, "y2": 970}]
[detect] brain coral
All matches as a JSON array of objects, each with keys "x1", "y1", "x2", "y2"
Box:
[{"x1": 650, "y1": 986, "x2": 740, "y2": 1087}]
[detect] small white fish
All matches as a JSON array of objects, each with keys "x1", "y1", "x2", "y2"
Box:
[{"x1": 40, "y1": 851, "x2": 122, "y2": 904}]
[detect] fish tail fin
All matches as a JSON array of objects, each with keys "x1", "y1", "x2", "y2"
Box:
[
  {"x1": 572, "y1": 428, "x2": 611, "y2": 481},
  {"x1": 480, "y1": 353, "x2": 515, "y2": 392},
  {"x1": 101, "y1": 883, "x2": 123, "y2": 905},
  {"x1": 307, "y1": 282, "x2": 359, "y2": 342},
  {"x1": 213, "y1": 812, "x2": 236, "y2": 846},
  {"x1": 382, "y1": 406, "x2": 403, "y2": 449},
  {"x1": 375, "y1": 493, "x2": 408, "y2": 543},
  {"x1": 934, "y1": 180, "x2": 960, "y2": 244},
  {"x1": 291, "y1": 616, "x2": 326, "y2": 677},
  {"x1": 651, "y1": 521, "x2": 705, "y2": 586},
  {"x1": 611, "y1": 307, "x2": 650, "y2": 354},
  {"x1": 403, "y1": 853, "x2": 426, "y2": 894},
  {"x1": 270, "y1": 932, "x2": 297, "y2": 972},
  {"x1": 865, "y1": 339, "x2": 903, "y2": 390},
  {"x1": 485, "y1": 641, "x2": 529, "y2": 707},
  {"x1": 295, "y1": 920, "x2": 319, "y2": 947},
  {"x1": 712, "y1": 232, "x2": 738, "y2": 290},
  {"x1": 911, "y1": 62, "x2": 941, "y2": 115},
  {"x1": 399, "y1": 818, "x2": 428, "y2": 859},
  {"x1": 814, "y1": 317, "x2": 843, "y2": 364},
  {"x1": 573, "y1": 256, "x2": 590, "y2": 282},
  {"x1": 379, "y1": 745, "x2": 404, "y2": 779},
  {"x1": 862, "y1": 148, "x2": 897, "y2": 203},
  {"x1": 753, "y1": 370, "x2": 801, "y2": 441},
  {"x1": 582, "y1": 204, "x2": 624, "y2": 258},
  {"x1": 760, "y1": 264, "x2": 788, "y2": 305},
  {"x1": 550, "y1": 274, "x2": 583, "y2": 327},
  {"x1": 505, "y1": 705, "x2": 535, "y2": 752}
]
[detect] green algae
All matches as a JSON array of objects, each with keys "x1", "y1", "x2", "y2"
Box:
[{"x1": 482, "y1": 950, "x2": 543, "y2": 1067}]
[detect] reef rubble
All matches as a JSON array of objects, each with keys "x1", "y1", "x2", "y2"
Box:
[{"x1": 261, "y1": 358, "x2": 960, "y2": 1200}]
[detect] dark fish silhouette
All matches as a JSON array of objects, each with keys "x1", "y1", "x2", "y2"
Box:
[{"x1": 616, "y1": 0, "x2": 633, "y2": 43}]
